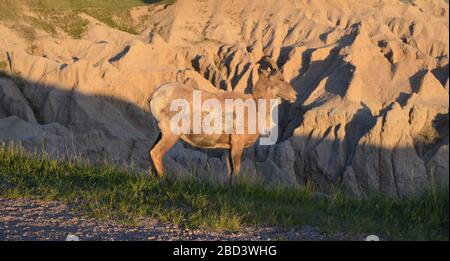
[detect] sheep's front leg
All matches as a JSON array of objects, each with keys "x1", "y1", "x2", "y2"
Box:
[{"x1": 229, "y1": 137, "x2": 244, "y2": 184}]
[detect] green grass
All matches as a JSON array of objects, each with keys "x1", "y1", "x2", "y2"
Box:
[
  {"x1": 0, "y1": 0, "x2": 174, "y2": 39},
  {"x1": 0, "y1": 146, "x2": 448, "y2": 240},
  {"x1": 26, "y1": 0, "x2": 165, "y2": 35},
  {"x1": 0, "y1": 1, "x2": 20, "y2": 21},
  {"x1": 0, "y1": 60, "x2": 8, "y2": 71},
  {"x1": 21, "y1": 13, "x2": 89, "y2": 40},
  {"x1": 400, "y1": 0, "x2": 415, "y2": 4}
]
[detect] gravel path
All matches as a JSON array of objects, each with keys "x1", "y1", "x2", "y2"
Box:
[{"x1": 0, "y1": 198, "x2": 352, "y2": 241}]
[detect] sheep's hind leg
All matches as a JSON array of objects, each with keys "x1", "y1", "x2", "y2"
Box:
[
  {"x1": 150, "y1": 131, "x2": 179, "y2": 178},
  {"x1": 148, "y1": 132, "x2": 162, "y2": 176}
]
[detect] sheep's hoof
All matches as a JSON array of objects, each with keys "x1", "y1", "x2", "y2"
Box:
[
  {"x1": 152, "y1": 169, "x2": 166, "y2": 179},
  {"x1": 147, "y1": 166, "x2": 159, "y2": 178},
  {"x1": 148, "y1": 159, "x2": 159, "y2": 178},
  {"x1": 228, "y1": 175, "x2": 238, "y2": 187},
  {"x1": 156, "y1": 173, "x2": 166, "y2": 179}
]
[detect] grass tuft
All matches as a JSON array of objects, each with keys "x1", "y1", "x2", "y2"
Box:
[
  {"x1": 0, "y1": 145, "x2": 448, "y2": 240},
  {"x1": 0, "y1": 60, "x2": 8, "y2": 71}
]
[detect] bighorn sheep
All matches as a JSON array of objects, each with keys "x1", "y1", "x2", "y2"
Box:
[{"x1": 149, "y1": 56, "x2": 297, "y2": 180}]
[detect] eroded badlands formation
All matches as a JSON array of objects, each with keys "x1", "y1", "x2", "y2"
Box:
[{"x1": 0, "y1": 0, "x2": 448, "y2": 196}]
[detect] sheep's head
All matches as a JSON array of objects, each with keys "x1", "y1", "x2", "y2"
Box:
[{"x1": 255, "y1": 56, "x2": 297, "y2": 103}]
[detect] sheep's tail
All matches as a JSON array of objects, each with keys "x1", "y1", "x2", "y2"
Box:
[
  {"x1": 147, "y1": 85, "x2": 163, "y2": 111},
  {"x1": 147, "y1": 82, "x2": 179, "y2": 111}
]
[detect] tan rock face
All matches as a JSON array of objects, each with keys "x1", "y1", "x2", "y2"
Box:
[{"x1": 0, "y1": 0, "x2": 448, "y2": 196}]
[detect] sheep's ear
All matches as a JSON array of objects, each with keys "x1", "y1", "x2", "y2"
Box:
[
  {"x1": 257, "y1": 62, "x2": 273, "y2": 77},
  {"x1": 259, "y1": 56, "x2": 279, "y2": 69},
  {"x1": 269, "y1": 69, "x2": 281, "y2": 77},
  {"x1": 258, "y1": 67, "x2": 271, "y2": 77}
]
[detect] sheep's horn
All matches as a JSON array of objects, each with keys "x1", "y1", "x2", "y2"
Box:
[{"x1": 258, "y1": 56, "x2": 279, "y2": 71}]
